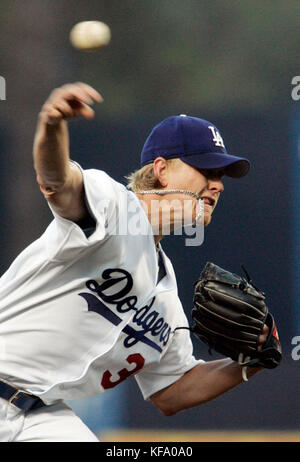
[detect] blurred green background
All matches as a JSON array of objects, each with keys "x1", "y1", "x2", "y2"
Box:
[{"x1": 0, "y1": 0, "x2": 299, "y2": 440}]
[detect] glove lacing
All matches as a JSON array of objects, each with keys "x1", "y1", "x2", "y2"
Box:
[{"x1": 238, "y1": 353, "x2": 251, "y2": 382}]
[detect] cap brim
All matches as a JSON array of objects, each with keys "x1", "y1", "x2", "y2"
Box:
[{"x1": 180, "y1": 152, "x2": 250, "y2": 178}]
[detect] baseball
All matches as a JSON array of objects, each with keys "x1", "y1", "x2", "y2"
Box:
[{"x1": 70, "y1": 21, "x2": 111, "y2": 51}]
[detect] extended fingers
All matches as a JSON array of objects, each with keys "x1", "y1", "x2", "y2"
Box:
[
  {"x1": 55, "y1": 83, "x2": 103, "y2": 107},
  {"x1": 41, "y1": 82, "x2": 103, "y2": 124},
  {"x1": 74, "y1": 82, "x2": 103, "y2": 103}
]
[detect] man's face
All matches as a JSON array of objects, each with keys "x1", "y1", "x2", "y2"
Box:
[{"x1": 165, "y1": 160, "x2": 225, "y2": 226}]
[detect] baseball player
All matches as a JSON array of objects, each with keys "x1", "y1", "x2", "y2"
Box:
[{"x1": 0, "y1": 83, "x2": 272, "y2": 442}]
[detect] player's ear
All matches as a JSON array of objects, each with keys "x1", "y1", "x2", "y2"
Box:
[{"x1": 153, "y1": 157, "x2": 168, "y2": 187}]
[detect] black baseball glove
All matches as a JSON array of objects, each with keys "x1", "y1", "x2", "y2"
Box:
[{"x1": 191, "y1": 262, "x2": 282, "y2": 378}]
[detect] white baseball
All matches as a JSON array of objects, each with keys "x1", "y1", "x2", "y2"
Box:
[{"x1": 70, "y1": 21, "x2": 111, "y2": 51}]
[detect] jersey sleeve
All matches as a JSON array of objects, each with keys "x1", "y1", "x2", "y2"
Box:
[
  {"x1": 44, "y1": 162, "x2": 125, "y2": 259},
  {"x1": 135, "y1": 326, "x2": 204, "y2": 401}
]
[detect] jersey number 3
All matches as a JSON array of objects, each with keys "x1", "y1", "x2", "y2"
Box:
[{"x1": 101, "y1": 353, "x2": 145, "y2": 390}]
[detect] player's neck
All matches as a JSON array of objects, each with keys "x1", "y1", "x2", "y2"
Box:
[{"x1": 136, "y1": 193, "x2": 167, "y2": 245}]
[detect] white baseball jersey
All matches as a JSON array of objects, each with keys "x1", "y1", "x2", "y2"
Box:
[{"x1": 0, "y1": 163, "x2": 202, "y2": 405}]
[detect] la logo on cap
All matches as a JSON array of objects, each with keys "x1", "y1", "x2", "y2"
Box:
[{"x1": 208, "y1": 125, "x2": 225, "y2": 148}]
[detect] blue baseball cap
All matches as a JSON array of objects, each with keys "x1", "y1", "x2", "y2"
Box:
[{"x1": 140, "y1": 115, "x2": 250, "y2": 178}]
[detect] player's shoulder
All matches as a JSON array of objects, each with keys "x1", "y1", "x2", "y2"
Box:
[{"x1": 74, "y1": 161, "x2": 128, "y2": 197}]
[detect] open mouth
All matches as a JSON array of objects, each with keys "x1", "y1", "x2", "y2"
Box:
[{"x1": 201, "y1": 197, "x2": 215, "y2": 207}]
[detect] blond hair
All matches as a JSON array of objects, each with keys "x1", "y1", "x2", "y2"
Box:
[{"x1": 126, "y1": 159, "x2": 180, "y2": 192}]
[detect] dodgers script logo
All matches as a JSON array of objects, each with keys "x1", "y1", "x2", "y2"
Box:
[{"x1": 79, "y1": 268, "x2": 171, "y2": 353}]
